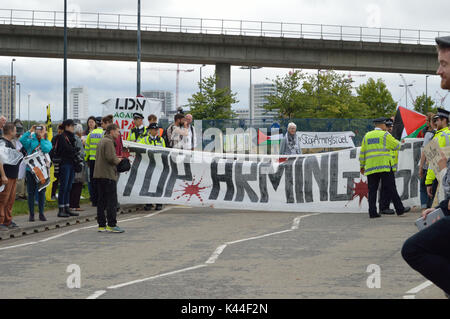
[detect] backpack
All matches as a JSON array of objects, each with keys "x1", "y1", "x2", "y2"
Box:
[{"x1": 161, "y1": 125, "x2": 172, "y2": 148}]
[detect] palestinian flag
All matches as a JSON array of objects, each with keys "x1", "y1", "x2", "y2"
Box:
[
  {"x1": 257, "y1": 129, "x2": 283, "y2": 145},
  {"x1": 392, "y1": 106, "x2": 427, "y2": 140}
]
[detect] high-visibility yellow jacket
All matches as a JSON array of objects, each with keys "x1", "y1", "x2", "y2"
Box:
[
  {"x1": 85, "y1": 128, "x2": 104, "y2": 161},
  {"x1": 425, "y1": 127, "x2": 450, "y2": 185},
  {"x1": 359, "y1": 128, "x2": 400, "y2": 176},
  {"x1": 139, "y1": 135, "x2": 166, "y2": 148},
  {"x1": 127, "y1": 126, "x2": 147, "y2": 143}
]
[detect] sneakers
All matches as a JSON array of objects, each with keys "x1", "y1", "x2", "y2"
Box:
[
  {"x1": 106, "y1": 226, "x2": 125, "y2": 233},
  {"x1": 98, "y1": 227, "x2": 107, "y2": 233},
  {"x1": 7, "y1": 221, "x2": 19, "y2": 229}
]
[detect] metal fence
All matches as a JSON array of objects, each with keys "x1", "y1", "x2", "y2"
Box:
[
  {"x1": 1, "y1": 8, "x2": 450, "y2": 45},
  {"x1": 158, "y1": 118, "x2": 375, "y2": 151}
]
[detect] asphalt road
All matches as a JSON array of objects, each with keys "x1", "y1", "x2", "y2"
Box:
[{"x1": 0, "y1": 206, "x2": 444, "y2": 299}]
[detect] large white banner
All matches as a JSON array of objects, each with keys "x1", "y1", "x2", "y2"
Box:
[
  {"x1": 118, "y1": 139, "x2": 423, "y2": 213},
  {"x1": 102, "y1": 97, "x2": 162, "y2": 140},
  {"x1": 297, "y1": 131, "x2": 355, "y2": 149}
]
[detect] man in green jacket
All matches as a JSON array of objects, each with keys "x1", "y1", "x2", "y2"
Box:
[
  {"x1": 94, "y1": 124, "x2": 125, "y2": 233},
  {"x1": 360, "y1": 117, "x2": 410, "y2": 219}
]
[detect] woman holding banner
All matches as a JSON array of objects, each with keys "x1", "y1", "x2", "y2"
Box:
[
  {"x1": 19, "y1": 124, "x2": 52, "y2": 222},
  {"x1": 280, "y1": 123, "x2": 302, "y2": 155}
]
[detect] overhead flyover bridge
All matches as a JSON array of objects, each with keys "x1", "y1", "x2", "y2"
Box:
[{"x1": 0, "y1": 8, "x2": 448, "y2": 90}]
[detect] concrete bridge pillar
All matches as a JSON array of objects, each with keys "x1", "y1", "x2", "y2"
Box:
[{"x1": 215, "y1": 63, "x2": 231, "y2": 93}]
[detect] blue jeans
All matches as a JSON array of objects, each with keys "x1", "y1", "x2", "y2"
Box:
[
  {"x1": 402, "y1": 203, "x2": 450, "y2": 294},
  {"x1": 58, "y1": 164, "x2": 75, "y2": 208},
  {"x1": 26, "y1": 170, "x2": 46, "y2": 216}
]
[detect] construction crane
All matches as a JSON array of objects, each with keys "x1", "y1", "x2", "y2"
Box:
[
  {"x1": 399, "y1": 74, "x2": 416, "y2": 108},
  {"x1": 130, "y1": 64, "x2": 194, "y2": 109},
  {"x1": 435, "y1": 90, "x2": 450, "y2": 106}
]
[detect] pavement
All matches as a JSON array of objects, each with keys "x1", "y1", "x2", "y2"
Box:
[
  {"x1": 0, "y1": 202, "x2": 142, "y2": 241},
  {"x1": 0, "y1": 205, "x2": 446, "y2": 299}
]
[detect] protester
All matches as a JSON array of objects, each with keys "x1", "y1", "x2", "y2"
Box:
[
  {"x1": 20, "y1": 124, "x2": 52, "y2": 222},
  {"x1": 148, "y1": 114, "x2": 164, "y2": 137},
  {"x1": 85, "y1": 117, "x2": 104, "y2": 206},
  {"x1": 419, "y1": 113, "x2": 438, "y2": 210},
  {"x1": 94, "y1": 123, "x2": 125, "y2": 233},
  {"x1": 69, "y1": 124, "x2": 86, "y2": 212},
  {"x1": 168, "y1": 113, "x2": 189, "y2": 149},
  {"x1": 50, "y1": 124, "x2": 64, "y2": 200},
  {"x1": 127, "y1": 113, "x2": 147, "y2": 142},
  {"x1": 0, "y1": 123, "x2": 21, "y2": 230},
  {"x1": 140, "y1": 122, "x2": 165, "y2": 211},
  {"x1": 280, "y1": 123, "x2": 302, "y2": 155},
  {"x1": 402, "y1": 36, "x2": 450, "y2": 299},
  {"x1": 0, "y1": 115, "x2": 6, "y2": 137},
  {"x1": 54, "y1": 119, "x2": 80, "y2": 218},
  {"x1": 184, "y1": 114, "x2": 197, "y2": 151},
  {"x1": 14, "y1": 120, "x2": 27, "y2": 200}
]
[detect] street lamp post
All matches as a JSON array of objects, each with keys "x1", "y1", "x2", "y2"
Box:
[
  {"x1": 399, "y1": 83, "x2": 413, "y2": 108},
  {"x1": 27, "y1": 94, "x2": 30, "y2": 129},
  {"x1": 10, "y1": 58, "x2": 16, "y2": 122},
  {"x1": 137, "y1": 0, "x2": 141, "y2": 97},
  {"x1": 16, "y1": 82, "x2": 21, "y2": 120},
  {"x1": 240, "y1": 66, "x2": 262, "y2": 121},
  {"x1": 425, "y1": 77, "x2": 428, "y2": 112},
  {"x1": 200, "y1": 64, "x2": 206, "y2": 94},
  {"x1": 63, "y1": 0, "x2": 68, "y2": 120}
]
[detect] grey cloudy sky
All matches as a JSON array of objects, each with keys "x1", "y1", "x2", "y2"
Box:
[{"x1": 1, "y1": 0, "x2": 450, "y2": 121}]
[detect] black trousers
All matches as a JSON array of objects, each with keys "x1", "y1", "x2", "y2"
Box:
[
  {"x1": 89, "y1": 160, "x2": 98, "y2": 205},
  {"x1": 69, "y1": 182, "x2": 83, "y2": 209},
  {"x1": 379, "y1": 171, "x2": 401, "y2": 211},
  {"x1": 367, "y1": 170, "x2": 405, "y2": 217},
  {"x1": 402, "y1": 200, "x2": 450, "y2": 294},
  {"x1": 96, "y1": 178, "x2": 118, "y2": 228}
]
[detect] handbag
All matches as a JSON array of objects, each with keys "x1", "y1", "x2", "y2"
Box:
[{"x1": 117, "y1": 158, "x2": 131, "y2": 173}]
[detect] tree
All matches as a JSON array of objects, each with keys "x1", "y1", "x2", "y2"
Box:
[
  {"x1": 187, "y1": 75, "x2": 238, "y2": 120},
  {"x1": 263, "y1": 70, "x2": 306, "y2": 119},
  {"x1": 356, "y1": 78, "x2": 397, "y2": 118},
  {"x1": 264, "y1": 70, "x2": 371, "y2": 119},
  {"x1": 413, "y1": 93, "x2": 437, "y2": 114}
]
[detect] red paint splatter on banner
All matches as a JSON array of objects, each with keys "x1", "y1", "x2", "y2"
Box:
[
  {"x1": 350, "y1": 179, "x2": 369, "y2": 206},
  {"x1": 174, "y1": 177, "x2": 209, "y2": 203}
]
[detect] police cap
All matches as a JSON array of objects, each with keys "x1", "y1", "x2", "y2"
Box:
[
  {"x1": 148, "y1": 123, "x2": 159, "y2": 130},
  {"x1": 434, "y1": 108, "x2": 450, "y2": 120},
  {"x1": 436, "y1": 36, "x2": 450, "y2": 49},
  {"x1": 373, "y1": 117, "x2": 388, "y2": 124},
  {"x1": 133, "y1": 113, "x2": 144, "y2": 120}
]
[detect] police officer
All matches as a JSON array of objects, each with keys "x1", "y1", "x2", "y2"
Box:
[
  {"x1": 127, "y1": 113, "x2": 147, "y2": 143},
  {"x1": 139, "y1": 123, "x2": 165, "y2": 211},
  {"x1": 425, "y1": 108, "x2": 450, "y2": 200},
  {"x1": 378, "y1": 118, "x2": 400, "y2": 215},
  {"x1": 360, "y1": 117, "x2": 410, "y2": 219},
  {"x1": 84, "y1": 116, "x2": 104, "y2": 206}
]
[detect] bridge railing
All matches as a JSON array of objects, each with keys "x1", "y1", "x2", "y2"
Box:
[{"x1": 1, "y1": 8, "x2": 449, "y2": 45}]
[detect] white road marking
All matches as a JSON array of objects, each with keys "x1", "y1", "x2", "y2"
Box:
[
  {"x1": 86, "y1": 290, "x2": 107, "y2": 299},
  {"x1": 206, "y1": 244, "x2": 227, "y2": 264},
  {"x1": 226, "y1": 229, "x2": 293, "y2": 245},
  {"x1": 118, "y1": 217, "x2": 143, "y2": 223},
  {"x1": 107, "y1": 264, "x2": 207, "y2": 290},
  {"x1": 291, "y1": 213, "x2": 322, "y2": 230},
  {"x1": 0, "y1": 242, "x2": 38, "y2": 251},
  {"x1": 38, "y1": 229, "x2": 80, "y2": 243},
  {"x1": 406, "y1": 280, "x2": 433, "y2": 295}
]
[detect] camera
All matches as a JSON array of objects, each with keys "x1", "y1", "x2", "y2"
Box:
[{"x1": 35, "y1": 126, "x2": 43, "y2": 131}]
